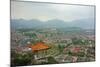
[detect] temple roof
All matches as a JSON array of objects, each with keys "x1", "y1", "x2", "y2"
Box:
[{"x1": 29, "y1": 42, "x2": 50, "y2": 52}]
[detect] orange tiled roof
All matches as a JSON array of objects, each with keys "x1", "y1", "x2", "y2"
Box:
[{"x1": 29, "y1": 42, "x2": 50, "y2": 51}]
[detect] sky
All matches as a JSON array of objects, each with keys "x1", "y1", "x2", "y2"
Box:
[{"x1": 11, "y1": 1, "x2": 95, "y2": 22}]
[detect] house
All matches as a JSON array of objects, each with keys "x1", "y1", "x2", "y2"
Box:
[{"x1": 70, "y1": 47, "x2": 81, "y2": 53}]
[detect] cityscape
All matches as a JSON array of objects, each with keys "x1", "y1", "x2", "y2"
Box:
[{"x1": 11, "y1": 1, "x2": 95, "y2": 66}]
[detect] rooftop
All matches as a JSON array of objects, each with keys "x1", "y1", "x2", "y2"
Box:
[{"x1": 29, "y1": 42, "x2": 50, "y2": 52}]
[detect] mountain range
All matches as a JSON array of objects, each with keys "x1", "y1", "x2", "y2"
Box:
[{"x1": 11, "y1": 18, "x2": 95, "y2": 29}]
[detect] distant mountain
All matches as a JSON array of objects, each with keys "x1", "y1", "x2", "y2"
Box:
[
  {"x1": 44, "y1": 19, "x2": 68, "y2": 28},
  {"x1": 70, "y1": 18, "x2": 95, "y2": 29},
  {"x1": 11, "y1": 19, "x2": 68, "y2": 29},
  {"x1": 11, "y1": 19, "x2": 43, "y2": 29},
  {"x1": 11, "y1": 18, "x2": 95, "y2": 29}
]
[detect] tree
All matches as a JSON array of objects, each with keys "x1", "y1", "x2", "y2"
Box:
[{"x1": 11, "y1": 52, "x2": 34, "y2": 66}]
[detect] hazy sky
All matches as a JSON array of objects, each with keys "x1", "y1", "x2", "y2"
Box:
[{"x1": 11, "y1": 1, "x2": 95, "y2": 22}]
